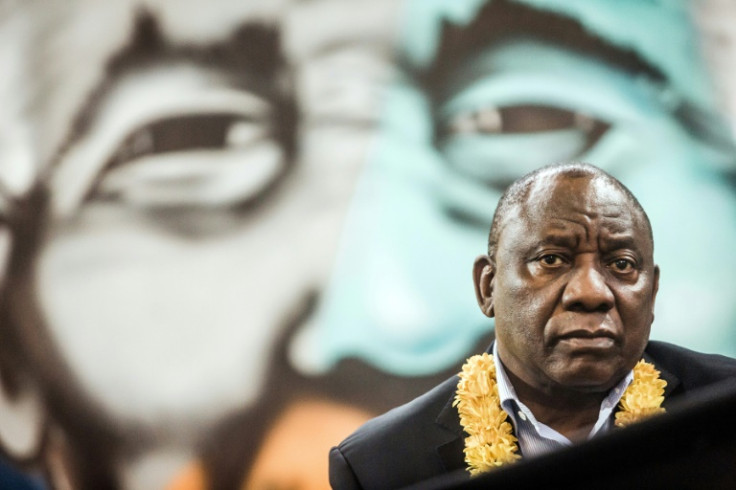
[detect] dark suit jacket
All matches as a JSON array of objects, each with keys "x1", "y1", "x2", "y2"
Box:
[{"x1": 329, "y1": 341, "x2": 736, "y2": 490}]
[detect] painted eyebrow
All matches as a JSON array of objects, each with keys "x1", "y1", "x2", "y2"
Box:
[
  {"x1": 421, "y1": 0, "x2": 665, "y2": 97},
  {"x1": 421, "y1": 0, "x2": 731, "y2": 152}
]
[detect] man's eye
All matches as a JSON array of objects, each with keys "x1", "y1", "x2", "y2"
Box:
[
  {"x1": 540, "y1": 254, "x2": 564, "y2": 266},
  {"x1": 610, "y1": 259, "x2": 635, "y2": 272}
]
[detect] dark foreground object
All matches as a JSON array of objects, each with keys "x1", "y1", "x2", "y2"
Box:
[{"x1": 404, "y1": 379, "x2": 736, "y2": 490}]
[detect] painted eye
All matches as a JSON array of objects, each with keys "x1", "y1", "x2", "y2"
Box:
[
  {"x1": 438, "y1": 105, "x2": 609, "y2": 188},
  {"x1": 48, "y1": 59, "x2": 297, "y2": 217},
  {"x1": 87, "y1": 113, "x2": 287, "y2": 209},
  {"x1": 443, "y1": 105, "x2": 604, "y2": 136}
]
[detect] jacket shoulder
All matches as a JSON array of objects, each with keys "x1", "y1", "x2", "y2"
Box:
[
  {"x1": 646, "y1": 340, "x2": 736, "y2": 391},
  {"x1": 330, "y1": 376, "x2": 460, "y2": 490}
]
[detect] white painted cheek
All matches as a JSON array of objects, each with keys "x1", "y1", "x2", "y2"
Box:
[{"x1": 34, "y1": 207, "x2": 322, "y2": 435}]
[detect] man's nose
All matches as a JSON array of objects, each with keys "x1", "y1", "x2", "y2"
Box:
[{"x1": 561, "y1": 261, "x2": 614, "y2": 313}]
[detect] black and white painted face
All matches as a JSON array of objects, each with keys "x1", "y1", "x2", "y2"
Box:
[
  {"x1": 36, "y1": 17, "x2": 302, "y2": 438},
  {"x1": 0, "y1": 0, "x2": 385, "y2": 487}
]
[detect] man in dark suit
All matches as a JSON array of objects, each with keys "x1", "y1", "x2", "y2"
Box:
[{"x1": 329, "y1": 162, "x2": 736, "y2": 490}]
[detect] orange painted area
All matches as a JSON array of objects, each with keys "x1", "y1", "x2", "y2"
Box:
[
  {"x1": 166, "y1": 461, "x2": 207, "y2": 490},
  {"x1": 244, "y1": 399, "x2": 373, "y2": 490}
]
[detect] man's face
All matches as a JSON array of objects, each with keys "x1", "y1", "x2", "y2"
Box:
[{"x1": 487, "y1": 174, "x2": 659, "y2": 392}]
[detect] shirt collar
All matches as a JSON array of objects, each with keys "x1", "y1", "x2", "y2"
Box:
[{"x1": 492, "y1": 342, "x2": 634, "y2": 443}]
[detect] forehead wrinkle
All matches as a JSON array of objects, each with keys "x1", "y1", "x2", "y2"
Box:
[
  {"x1": 487, "y1": 163, "x2": 655, "y2": 259},
  {"x1": 544, "y1": 213, "x2": 595, "y2": 244},
  {"x1": 548, "y1": 211, "x2": 635, "y2": 249},
  {"x1": 546, "y1": 217, "x2": 646, "y2": 257}
]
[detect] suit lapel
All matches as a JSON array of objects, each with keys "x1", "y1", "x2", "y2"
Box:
[
  {"x1": 434, "y1": 342, "x2": 498, "y2": 474},
  {"x1": 643, "y1": 350, "x2": 681, "y2": 402},
  {"x1": 434, "y1": 382, "x2": 466, "y2": 473}
]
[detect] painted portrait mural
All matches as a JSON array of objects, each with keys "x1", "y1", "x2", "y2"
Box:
[{"x1": 0, "y1": 0, "x2": 734, "y2": 488}]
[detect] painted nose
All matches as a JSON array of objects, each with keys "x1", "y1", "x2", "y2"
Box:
[{"x1": 562, "y1": 261, "x2": 615, "y2": 313}]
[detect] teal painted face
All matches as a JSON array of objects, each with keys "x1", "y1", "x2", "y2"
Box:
[{"x1": 296, "y1": 0, "x2": 736, "y2": 376}]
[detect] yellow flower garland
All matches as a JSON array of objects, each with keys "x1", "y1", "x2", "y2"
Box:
[
  {"x1": 453, "y1": 353, "x2": 520, "y2": 475},
  {"x1": 454, "y1": 353, "x2": 666, "y2": 475},
  {"x1": 614, "y1": 359, "x2": 667, "y2": 427}
]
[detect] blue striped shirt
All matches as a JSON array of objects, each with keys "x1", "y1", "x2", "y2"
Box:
[{"x1": 492, "y1": 342, "x2": 634, "y2": 458}]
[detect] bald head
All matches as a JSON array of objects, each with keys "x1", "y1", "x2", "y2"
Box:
[{"x1": 487, "y1": 162, "x2": 653, "y2": 261}]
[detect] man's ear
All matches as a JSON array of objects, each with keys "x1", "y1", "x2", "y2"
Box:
[
  {"x1": 651, "y1": 265, "x2": 660, "y2": 324},
  {"x1": 0, "y1": 370, "x2": 46, "y2": 463},
  {"x1": 473, "y1": 255, "x2": 495, "y2": 318}
]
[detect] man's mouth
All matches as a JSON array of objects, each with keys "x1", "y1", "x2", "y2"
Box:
[{"x1": 555, "y1": 329, "x2": 617, "y2": 350}]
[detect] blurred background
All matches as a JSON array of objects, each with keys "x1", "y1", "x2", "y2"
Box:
[{"x1": 0, "y1": 0, "x2": 734, "y2": 488}]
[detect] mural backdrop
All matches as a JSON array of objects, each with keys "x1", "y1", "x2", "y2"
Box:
[{"x1": 0, "y1": 0, "x2": 734, "y2": 489}]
